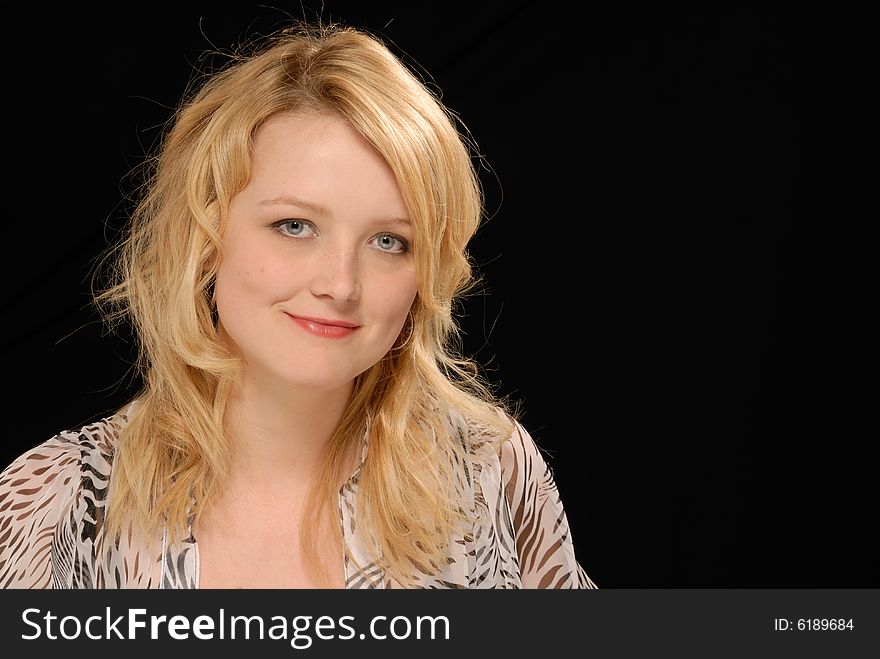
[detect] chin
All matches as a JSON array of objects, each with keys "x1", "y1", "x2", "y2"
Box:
[{"x1": 272, "y1": 369, "x2": 360, "y2": 393}]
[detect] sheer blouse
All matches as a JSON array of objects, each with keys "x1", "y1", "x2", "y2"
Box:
[{"x1": 0, "y1": 402, "x2": 596, "y2": 589}]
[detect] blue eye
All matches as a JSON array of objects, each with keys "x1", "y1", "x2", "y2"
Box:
[
  {"x1": 275, "y1": 219, "x2": 316, "y2": 237},
  {"x1": 271, "y1": 220, "x2": 410, "y2": 255},
  {"x1": 373, "y1": 233, "x2": 409, "y2": 254}
]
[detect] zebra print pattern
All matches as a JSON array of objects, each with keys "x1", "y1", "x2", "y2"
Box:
[{"x1": 1, "y1": 403, "x2": 596, "y2": 589}]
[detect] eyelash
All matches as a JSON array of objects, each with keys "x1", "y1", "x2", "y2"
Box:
[{"x1": 271, "y1": 219, "x2": 411, "y2": 255}]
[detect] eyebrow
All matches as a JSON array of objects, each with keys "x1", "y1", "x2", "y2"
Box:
[{"x1": 258, "y1": 194, "x2": 411, "y2": 227}]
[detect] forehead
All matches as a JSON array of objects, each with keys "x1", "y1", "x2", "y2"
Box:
[{"x1": 239, "y1": 112, "x2": 410, "y2": 220}]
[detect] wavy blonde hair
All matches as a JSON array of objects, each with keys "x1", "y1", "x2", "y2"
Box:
[{"x1": 94, "y1": 20, "x2": 515, "y2": 587}]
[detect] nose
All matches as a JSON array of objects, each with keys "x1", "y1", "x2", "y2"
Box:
[{"x1": 308, "y1": 242, "x2": 362, "y2": 302}]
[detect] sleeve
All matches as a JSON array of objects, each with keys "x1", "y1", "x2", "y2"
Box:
[
  {"x1": 0, "y1": 435, "x2": 82, "y2": 588},
  {"x1": 500, "y1": 420, "x2": 597, "y2": 589}
]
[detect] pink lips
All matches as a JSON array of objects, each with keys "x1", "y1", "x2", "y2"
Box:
[{"x1": 287, "y1": 314, "x2": 361, "y2": 339}]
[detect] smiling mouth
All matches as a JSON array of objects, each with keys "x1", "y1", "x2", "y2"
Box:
[{"x1": 286, "y1": 314, "x2": 361, "y2": 339}]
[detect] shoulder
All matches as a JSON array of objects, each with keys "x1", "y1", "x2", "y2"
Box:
[
  {"x1": 443, "y1": 402, "x2": 517, "y2": 453},
  {"x1": 497, "y1": 416, "x2": 547, "y2": 483},
  {"x1": 444, "y1": 400, "x2": 533, "y2": 456},
  {"x1": 443, "y1": 403, "x2": 543, "y2": 474},
  {"x1": 0, "y1": 405, "x2": 133, "y2": 587}
]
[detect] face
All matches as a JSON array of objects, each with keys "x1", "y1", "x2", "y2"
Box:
[{"x1": 214, "y1": 112, "x2": 417, "y2": 393}]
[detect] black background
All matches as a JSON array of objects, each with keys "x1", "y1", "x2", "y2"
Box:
[{"x1": 1, "y1": 4, "x2": 872, "y2": 587}]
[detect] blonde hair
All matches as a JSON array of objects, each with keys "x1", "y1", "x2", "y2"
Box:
[{"x1": 94, "y1": 20, "x2": 515, "y2": 587}]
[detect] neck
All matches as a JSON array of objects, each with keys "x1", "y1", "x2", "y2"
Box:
[{"x1": 222, "y1": 372, "x2": 355, "y2": 490}]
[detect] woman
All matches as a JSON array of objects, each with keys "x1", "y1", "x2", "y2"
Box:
[{"x1": 0, "y1": 20, "x2": 595, "y2": 589}]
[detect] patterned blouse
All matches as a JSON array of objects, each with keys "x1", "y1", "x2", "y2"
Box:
[{"x1": 0, "y1": 401, "x2": 596, "y2": 589}]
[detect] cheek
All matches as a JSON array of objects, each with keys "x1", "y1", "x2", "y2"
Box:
[
  {"x1": 382, "y1": 273, "x2": 418, "y2": 320},
  {"x1": 362, "y1": 270, "x2": 417, "y2": 331},
  {"x1": 217, "y1": 248, "x2": 292, "y2": 303}
]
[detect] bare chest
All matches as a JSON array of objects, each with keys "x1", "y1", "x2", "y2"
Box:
[{"x1": 193, "y1": 503, "x2": 345, "y2": 589}]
